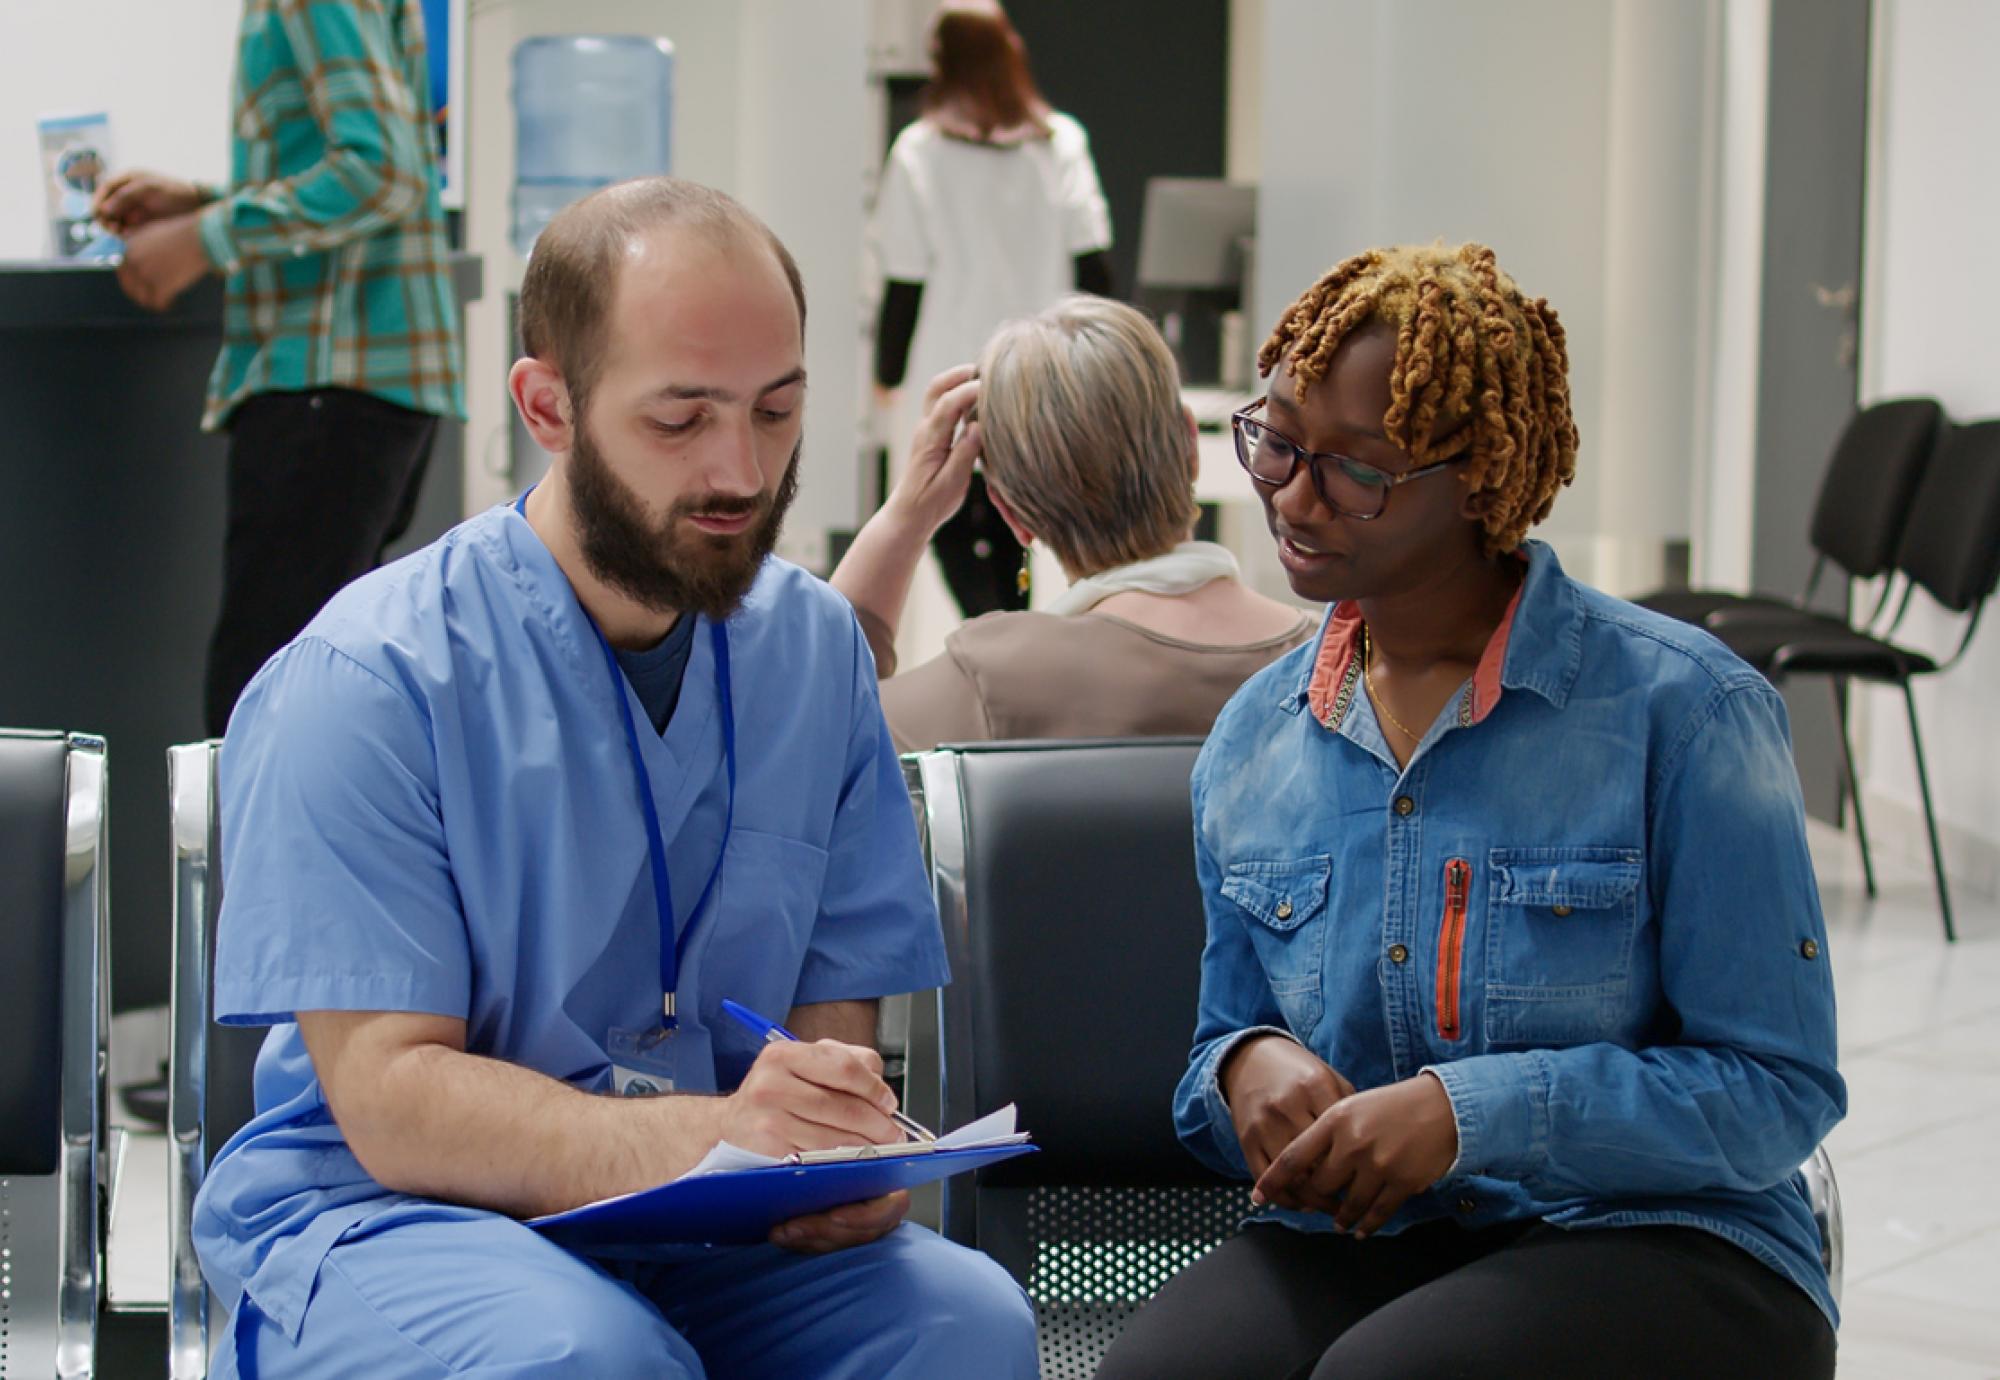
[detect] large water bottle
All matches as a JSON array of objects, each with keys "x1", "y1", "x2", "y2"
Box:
[{"x1": 512, "y1": 35, "x2": 675, "y2": 256}]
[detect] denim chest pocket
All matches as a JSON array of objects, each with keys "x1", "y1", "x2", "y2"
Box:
[
  {"x1": 1484, "y1": 848, "x2": 1643, "y2": 1046},
  {"x1": 1221, "y1": 856, "x2": 1331, "y2": 1041}
]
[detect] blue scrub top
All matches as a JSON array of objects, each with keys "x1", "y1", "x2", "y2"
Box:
[{"x1": 193, "y1": 503, "x2": 950, "y2": 1342}]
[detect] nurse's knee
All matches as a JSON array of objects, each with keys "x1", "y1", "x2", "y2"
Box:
[
  {"x1": 518, "y1": 1275, "x2": 702, "y2": 1379},
  {"x1": 882, "y1": 1232, "x2": 1038, "y2": 1365}
]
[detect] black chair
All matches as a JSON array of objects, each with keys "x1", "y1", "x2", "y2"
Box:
[
  {"x1": 165, "y1": 740, "x2": 263, "y2": 1379},
  {"x1": 1707, "y1": 419, "x2": 2000, "y2": 943},
  {"x1": 904, "y1": 738, "x2": 1852, "y2": 1371},
  {"x1": 906, "y1": 739, "x2": 1250, "y2": 1380},
  {"x1": 0, "y1": 729, "x2": 109, "y2": 1379},
  {"x1": 1638, "y1": 397, "x2": 1942, "y2": 629}
]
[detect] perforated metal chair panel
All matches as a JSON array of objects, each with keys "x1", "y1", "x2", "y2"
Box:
[{"x1": 1000, "y1": 1184, "x2": 1251, "y2": 1380}]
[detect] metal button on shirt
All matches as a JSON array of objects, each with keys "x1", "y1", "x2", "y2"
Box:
[
  {"x1": 1394, "y1": 796, "x2": 1416, "y2": 817},
  {"x1": 1800, "y1": 939, "x2": 1820, "y2": 960},
  {"x1": 1276, "y1": 900, "x2": 1293, "y2": 920},
  {"x1": 1552, "y1": 904, "x2": 1573, "y2": 917},
  {"x1": 1388, "y1": 944, "x2": 1409, "y2": 964}
]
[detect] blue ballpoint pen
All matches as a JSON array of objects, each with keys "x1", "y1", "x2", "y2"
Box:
[{"x1": 719, "y1": 999, "x2": 937, "y2": 1144}]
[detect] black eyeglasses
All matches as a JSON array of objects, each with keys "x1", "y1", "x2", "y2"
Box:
[{"x1": 1230, "y1": 397, "x2": 1468, "y2": 520}]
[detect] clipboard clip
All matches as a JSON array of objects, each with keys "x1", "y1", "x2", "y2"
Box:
[{"x1": 789, "y1": 1142, "x2": 941, "y2": 1166}]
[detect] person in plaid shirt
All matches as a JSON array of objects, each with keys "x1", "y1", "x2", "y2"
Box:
[{"x1": 94, "y1": 0, "x2": 464, "y2": 738}]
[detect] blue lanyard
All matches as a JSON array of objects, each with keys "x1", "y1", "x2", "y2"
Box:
[{"x1": 516, "y1": 490, "x2": 735, "y2": 1036}]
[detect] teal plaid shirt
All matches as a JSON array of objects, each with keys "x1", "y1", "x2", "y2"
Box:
[{"x1": 197, "y1": 0, "x2": 464, "y2": 429}]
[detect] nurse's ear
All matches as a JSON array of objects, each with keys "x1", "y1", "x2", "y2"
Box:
[{"x1": 509, "y1": 355, "x2": 577, "y2": 457}]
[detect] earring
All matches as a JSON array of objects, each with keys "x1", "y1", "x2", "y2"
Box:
[{"x1": 1016, "y1": 545, "x2": 1033, "y2": 597}]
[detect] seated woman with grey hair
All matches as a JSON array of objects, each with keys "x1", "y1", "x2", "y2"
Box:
[{"x1": 832, "y1": 295, "x2": 1313, "y2": 753}]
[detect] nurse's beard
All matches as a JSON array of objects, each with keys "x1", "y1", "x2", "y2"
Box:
[{"x1": 567, "y1": 419, "x2": 801, "y2": 622}]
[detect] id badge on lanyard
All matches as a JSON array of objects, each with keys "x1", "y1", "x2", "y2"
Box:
[{"x1": 514, "y1": 490, "x2": 736, "y2": 1095}]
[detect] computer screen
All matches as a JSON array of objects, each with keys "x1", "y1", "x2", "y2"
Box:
[{"x1": 1136, "y1": 178, "x2": 1257, "y2": 292}]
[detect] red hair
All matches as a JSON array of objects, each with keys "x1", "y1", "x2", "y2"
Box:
[{"x1": 923, "y1": 4, "x2": 1051, "y2": 139}]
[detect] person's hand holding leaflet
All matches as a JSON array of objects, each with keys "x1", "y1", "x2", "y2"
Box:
[{"x1": 91, "y1": 170, "x2": 208, "y2": 235}]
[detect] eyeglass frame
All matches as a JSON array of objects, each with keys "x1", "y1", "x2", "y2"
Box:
[{"x1": 1230, "y1": 396, "x2": 1470, "y2": 520}]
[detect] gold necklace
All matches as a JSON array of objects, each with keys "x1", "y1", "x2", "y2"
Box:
[{"x1": 1362, "y1": 624, "x2": 1425, "y2": 743}]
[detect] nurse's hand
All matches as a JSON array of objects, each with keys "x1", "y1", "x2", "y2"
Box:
[
  {"x1": 722, "y1": 1038, "x2": 904, "y2": 1156},
  {"x1": 890, "y1": 364, "x2": 983, "y2": 539},
  {"x1": 770, "y1": 1189, "x2": 910, "y2": 1255},
  {"x1": 1252, "y1": 1073, "x2": 1459, "y2": 1239},
  {"x1": 1220, "y1": 1034, "x2": 1355, "y2": 1180}
]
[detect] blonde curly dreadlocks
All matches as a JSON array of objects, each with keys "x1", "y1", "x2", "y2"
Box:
[{"x1": 1258, "y1": 243, "x2": 1579, "y2": 555}]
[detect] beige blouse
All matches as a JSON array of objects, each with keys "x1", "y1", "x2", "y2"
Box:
[{"x1": 873, "y1": 607, "x2": 1317, "y2": 755}]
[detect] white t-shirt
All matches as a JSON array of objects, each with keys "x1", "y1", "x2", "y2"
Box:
[{"x1": 871, "y1": 111, "x2": 1112, "y2": 394}]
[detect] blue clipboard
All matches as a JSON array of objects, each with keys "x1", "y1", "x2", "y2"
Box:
[{"x1": 528, "y1": 1142, "x2": 1038, "y2": 1249}]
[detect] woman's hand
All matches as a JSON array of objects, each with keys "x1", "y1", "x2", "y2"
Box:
[
  {"x1": 888, "y1": 364, "x2": 983, "y2": 539},
  {"x1": 1220, "y1": 1034, "x2": 1355, "y2": 1181},
  {"x1": 1252, "y1": 1073, "x2": 1459, "y2": 1239}
]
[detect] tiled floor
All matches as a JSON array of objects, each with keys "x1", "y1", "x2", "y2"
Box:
[
  {"x1": 103, "y1": 820, "x2": 2000, "y2": 1375},
  {"x1": 1810, "y1": 821, "x2": 2000, "y2": 1378}
]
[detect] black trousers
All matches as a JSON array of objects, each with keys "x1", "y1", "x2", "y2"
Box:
[
  {"x1": 1093, "y1": 1220, "x2": 1836, "y2": 1380},
  {"x1": 204, "y1": 387, "x2": 439, "y2": 737}
]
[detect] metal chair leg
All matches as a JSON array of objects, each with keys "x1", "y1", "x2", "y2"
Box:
[
  {"x1": 1902, "y1": 682, "x2": 1956, "y2": 942},
  {"x1": 1829, "y1": 678, "x2": 1877, "y2": 898}
]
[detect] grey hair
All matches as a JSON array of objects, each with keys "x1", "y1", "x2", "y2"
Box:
[{"x1": 976, "y1": 295, "x2": 1197, "y2": 576}]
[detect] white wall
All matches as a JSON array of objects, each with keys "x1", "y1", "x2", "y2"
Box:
[
  {"x1": 0, "y1": 0, "x2": 240, "y2": 258},
  {"x1": 1692, "y1": 0, "x2": 1769, "y2": 592},
  {"x1": 1856, "y1": 0, "x2": 2000, "y2": 895},
  {"x1": 1255, "y1": 0, "x2": 1714, "y2": 594},
  {"x1": 461, "y1": 0, "x2": 869, "y2": 567}
]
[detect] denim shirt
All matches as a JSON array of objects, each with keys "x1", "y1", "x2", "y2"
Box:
[{"x1": 1176, "y1": 541, "x2": 1845, "y2": 1326}]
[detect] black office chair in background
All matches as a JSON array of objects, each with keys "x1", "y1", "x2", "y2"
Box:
[
  {"x1": 907, "y1": 739, "x2": 1251, "y2": 1380},
  {"x1": 0, "y1": 730, "x2": 109, "y2": 1380},
  {"x1": 1708, "y1": 419, "x2": 2000, "y2": 943},
  {"x1": 1638, "y1": 396, "x2": 1942, "y2": 631}
]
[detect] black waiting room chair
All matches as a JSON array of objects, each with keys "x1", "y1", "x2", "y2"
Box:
[
  {"x1": 1638, "y1": 396, "x2": 1942, "y2": 632},
  {"x1": 165, "y1": 741, "x2": 263, "y2": 1380},
  {"x1": 0, "y1": 730, "x2": 109, "y2": 1379},
  {"x1": 906, "y1": 739, "x2": 1262, "y2": 1379},
  {"x1": 902, "y1": 738, "x2": 1848, "y2": 1376},
  {"x1": 1707, "y1": 419, "x2": 2000, "y2": 943}
]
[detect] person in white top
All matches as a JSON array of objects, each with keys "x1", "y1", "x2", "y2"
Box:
[{"x1": 870, "y1": 0, "x2": 1113, "y2": 669}]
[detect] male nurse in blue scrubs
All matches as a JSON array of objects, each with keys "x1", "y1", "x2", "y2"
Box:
[{"x1": 192, "y1": 177, "x2": 1039, "y2": 1379}]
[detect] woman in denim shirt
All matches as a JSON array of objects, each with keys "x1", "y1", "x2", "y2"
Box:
[{"x1": 1097, "y1": 244, "x2": 1843, "y2": 1379}]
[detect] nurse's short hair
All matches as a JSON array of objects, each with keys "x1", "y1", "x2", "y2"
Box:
[
  {"x1": 518, "y1": 177, "x2": 806, "y2": 414},
  {"x1": 977, "y1": 296, "x2": 1198, "y2": 576}
]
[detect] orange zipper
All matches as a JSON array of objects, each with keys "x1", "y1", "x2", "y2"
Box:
[{"x1": 1436, "y1": 858, "x2": 1471, "y2": 1040}]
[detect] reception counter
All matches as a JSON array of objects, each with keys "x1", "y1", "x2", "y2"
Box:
[{"x1": 0, "y1": 255, "x2": 481, "y2": 1012}]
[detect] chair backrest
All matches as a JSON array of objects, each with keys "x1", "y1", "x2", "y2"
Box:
[
  {"x1": 914, "y1": 739, "x2": 1249, "y2": 1380},
  {"x1": 0, "y1": 729, "x2": 107, "y2": 1380},
  {"x1": 1808, "y1": 397, "x2": 1943, "y2": 580},
  {"x1": 1894, "y1": 418, "x2": 2000, "y2": 614},
  {"x1": 168, "y1": 740, "x2": 264, "y2": 1379}
]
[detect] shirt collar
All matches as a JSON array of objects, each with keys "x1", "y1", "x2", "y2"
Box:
[{"x1": 1289, "y1": 540, "x2": 1582, "y2": 732}]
